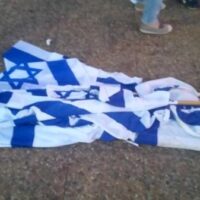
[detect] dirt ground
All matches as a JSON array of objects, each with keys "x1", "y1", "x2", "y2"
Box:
[{"x1": 0, "y1": 0, "x2": 200, "y2": 199}]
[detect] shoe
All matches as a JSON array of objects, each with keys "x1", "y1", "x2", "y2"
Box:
[
  {"x1": 135, "y1": 3, "x2": 166, "y2": 12},
  {"x1": 139, "y1": 23, "x2": 173, "y2": 35},
  {"x1": 179, "y1": 0, "x2": 200, "y2": 9},
  {"x1": 134, "y1": 3, "x2": 145, "y2": 11}
]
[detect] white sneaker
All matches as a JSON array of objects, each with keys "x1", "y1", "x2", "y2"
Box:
[{"x1": 139, "y1": 23, "x2": 173, "y2": 35}]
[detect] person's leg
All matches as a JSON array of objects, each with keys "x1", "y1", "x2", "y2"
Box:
[
  {"x1": 134, "y1": 0, "x2": 145, "y2": 11},
  {"x1": 140, "y1": 0, "x2": 172, "y2": 34},
  {"x1": 134, "y1": 0, "x2": 166, "y2": 12},
  {"x1": 141, "y1": 0, "x2": 163, "y2": 25},
  {"x1": 130, "y1": 0, "x2": 144, "y2": 4}
]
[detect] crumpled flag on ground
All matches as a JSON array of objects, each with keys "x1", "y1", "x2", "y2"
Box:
[{"x1": 0, "y1": 41, "x2": 199, "y2": 150}]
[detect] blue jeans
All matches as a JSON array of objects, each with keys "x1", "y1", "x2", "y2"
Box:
[{"x1": 140, "y1": 0, "x2": 163, "y2": 24}]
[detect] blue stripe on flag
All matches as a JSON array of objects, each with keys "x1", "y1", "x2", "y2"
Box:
[
  {"x1": 0, "y1": 91, "x2": 12, "y2": 103},
  {"x1": 107, "y1": 90, "x2": 125, "y2": 107},
  {"x1": 42, "y1": 118, "x2": 70, "y2": 127},
  {"x1": 27, "y1": 89, "x2": 47, "y2": 96},
  {"x1": 97, "y1": 77, "x2": 137, "y2": 91},
  {"x1": 3, "y1": 47, "x2": 43, "y2": 65},
  {"x1": 121, "y1": 83, "x2": 137, "y2": 91},
  {"x1": 25, "y1": 101, "x2": 90, "y2": 118},
  {"x1": 106, "y1": 112, "x2": 158, "y2": 145},
  {"x1": 42, "y1": 118, "x2": 92, "y2": 127},
  {"x1": 97, "y1": 77, "x2": 123, "y2": 84},
  {"x1": 47, "y1": 60, "x2": 79, "y2": 85},
  {"x1": 14, "y1": 115, "x2": 37, "y2": 125},
  {"x1": 11, "y1": 125, "x2": 35, "y2": 147},
  {"x1": 100, "y1": 131, "x2": 117, "y2": 142},
  {"x1": 74, "y1": 119, "x2": 93, "y2": 127},
  {"x1": 106, "y1": 112, "x2": 145, "y2": 133},
  {"x1": 9, "y1": 108, "x2": 20, "y2": 115},
  {"x1": 135, "y1": 120, "x2": 159, "y2": 145}
]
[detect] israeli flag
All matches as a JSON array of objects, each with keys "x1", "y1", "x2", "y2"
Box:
[{"x1": 0, "y1": 41, "x2": 200, "y2": 151}]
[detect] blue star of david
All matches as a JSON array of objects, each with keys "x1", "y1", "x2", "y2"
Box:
[
  {"x1": 55, "y1": 91, "x2": 71, "y2": 99},
  {"x1": 0, "y1": 63, "x2": 42, "y2": 89},
  {"x1": 55, "y1": 88, "x2": 99, "y2": 100}
]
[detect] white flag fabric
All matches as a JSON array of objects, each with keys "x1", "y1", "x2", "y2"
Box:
[{"x1": 0, "y1": 41, "x2": 200, "y2": 150}]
